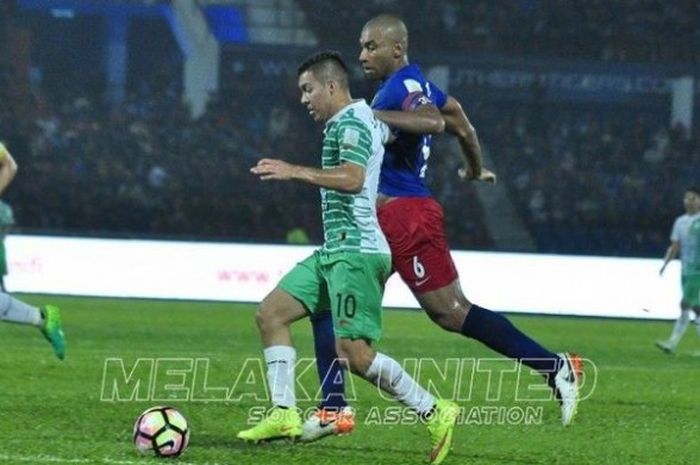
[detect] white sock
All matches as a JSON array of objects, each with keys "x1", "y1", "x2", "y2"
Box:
[
  {"x1": 365, "y1": 352, "x2": 435, "y2": 415},
  {"x1": 0, "y1": 292, "x2": 43, "y2": 327},
  {"x1": 668, "y1": 310, "x2": 691, "y2": 347},
  {"x1": 263, "y1": 345, "x2": 296, "y2": 408}
]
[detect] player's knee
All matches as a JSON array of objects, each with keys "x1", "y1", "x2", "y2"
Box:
[
  {"x1": 347, "y1": 354, "x2": 374, "y2": 375},
  {"x1": 254, "y1": 306, "x2": 268, "y2": 333},
  {"x1": 336, "y1": 341, "x2": 373, "y2": 374},
  {"x1": 433, "y1": 312, "x2": 464, "y2": 332},
  {"x1": 427, "y1": 302, "x2": 470, "y2": 332},
  {"x1": 256, "y1": 299, "x2": 285, "y2": 333},
  {"x1": 420, "y1": 285, "x2": 472, "y2": 332}
]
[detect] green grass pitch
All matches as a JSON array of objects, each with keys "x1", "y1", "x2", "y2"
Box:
[{"x1": 1, "y1": 294, "x2": 699, "y2": 465}]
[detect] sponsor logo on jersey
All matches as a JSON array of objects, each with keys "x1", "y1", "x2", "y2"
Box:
[
  {"x1": 403, "y1": 79, "x2": 423, "y2": 93},
  {"x1": 342, "y1": 128, "x2": 360, "y2": 148}
]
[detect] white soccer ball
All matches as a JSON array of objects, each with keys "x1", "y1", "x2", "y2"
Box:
[{"x1": 133, "y1": 406, "x2": 190, "y2": 457}]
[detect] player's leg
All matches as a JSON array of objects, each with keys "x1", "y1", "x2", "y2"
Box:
[
  {"x1": 692, "y1": 308, "x2": 700, "y2": 356},
  {"x1": 330, "y1": 252, "x2": 458, "y2": 464},
  {"x1": 415, "y1": 280, "x2": 582, "y2": 425},
  {"x1": 383, "y1": 198, "x2": 563, "y2": 378},
  {"x1": 303, "y1": 250, "x2": 390, "y2": 442},
  {"x1": 0, "y1": 291, "x2": 43, "y2": 327},
  {"x1": 657, "y1": 275, "x2": 697, "y2": 353},
  {"x1": 337, "y1": 338, "x2": 458, "y2": 465},
  {"x1": 656, "y1": 306, "x2": 690, "y2": 353},
  {"x1": 310, "y1": 311, "x2": 347, "y2": 409},
  {"x1": 691, "y1": 306, "x2": 700, "y2": 356},
  {"x1": 238, "y1": 253, "x2": 327, "y2": 442},
  {"x1": 416, "y1": 280, "x2": 561, "y2": 381},
  {"x1": 381, "y1": 198, "x2": 582, "y2": 425},
  {"x1": 303, "y1": 311, "x2": 352, "y2": 442},
  {"x1": 678, "y1": 273, "x2": 700, "y2": 357},
  {"x1": 0, "y1": 292, "x2": 65, "y2": 360}
]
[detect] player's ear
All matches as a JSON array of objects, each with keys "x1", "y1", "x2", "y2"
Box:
[{"x1": 392, "y1": 42, "x2": 403, "y2": 58}]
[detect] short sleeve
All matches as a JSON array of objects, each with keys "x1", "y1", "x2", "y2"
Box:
[
  {"x1": 374, "y1": 77, "x2": 438, "y2": 112},
  {"x1": 427, "y1": 80, "x2": 448, "y2": 109},
  {"x1": 671, "y1": 218, "x2": 682, "y2": 242},
  {"x1": 337, "y1": 120, "x2": 372, "y2": 167}
]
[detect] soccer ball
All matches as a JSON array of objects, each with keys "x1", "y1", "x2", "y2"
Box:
[{"x1": 133, "y1": 406, "x2": 190, "y2": 457}]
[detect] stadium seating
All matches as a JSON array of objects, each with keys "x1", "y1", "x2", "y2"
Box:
[{"x1": 2, "y1": 1, "x2": 699, "y2": 258}]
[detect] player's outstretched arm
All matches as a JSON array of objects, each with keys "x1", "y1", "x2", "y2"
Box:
[
  {"x1": 251, "y1": 158, "x2": 365, "y2": 194},
  {"x1": 373, "y1": 104, "x2": 445, "y2": 135},
  {"x1": 660, "y1": 240, "x2": 679, "y2": 275},
  {"x1": 0, "y1": 142, "x2": 18, "y2": 196},
  {"x1": 441, "y1": 96, "x2": 496, "y2": 184}
]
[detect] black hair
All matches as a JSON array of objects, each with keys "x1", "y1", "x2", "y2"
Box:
[
  {"x1": 687, "y1": 186, "x2": 700, "y2": 196},
  {"x1": 297, "y1": 50, "x2": 349, "y2": 89}
]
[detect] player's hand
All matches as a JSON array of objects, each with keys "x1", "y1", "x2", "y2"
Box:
[
  {"x1": 458, "y1": 166, "x2": 497, "y2": 184},
  {"x1": 250, "y1": 158, "x2": 299, "y2": 181}
]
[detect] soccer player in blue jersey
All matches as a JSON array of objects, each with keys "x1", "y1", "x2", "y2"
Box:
[
  {"x1": 302, "y1": 15, "x2": 582, "y2": 441},
  {"x1": 0, "y1": 142, "x2": 66, "y2": 360}
]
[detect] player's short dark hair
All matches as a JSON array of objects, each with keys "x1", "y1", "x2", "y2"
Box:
[
  {"x1": 297, "y1": 50, "x2": 349, "y2": 89},
  {"x1": 687, "y1": 186, "x2": 700, "y2": 196}
]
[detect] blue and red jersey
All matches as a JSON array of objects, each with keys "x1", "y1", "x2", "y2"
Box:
[{"x1": 370, "y1": 63, "x2": 447, "y2": 197}]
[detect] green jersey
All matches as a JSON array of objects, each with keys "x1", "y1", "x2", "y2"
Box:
[
  {"x1": 671, "y1": 212, "x2": 700, "y2": 274},
  {"x1": 320, "y1": 100, "x2": 390, "y2": 254},
  {"x1": 0, "y1": 201, "x2": 14, "y2": 228}
]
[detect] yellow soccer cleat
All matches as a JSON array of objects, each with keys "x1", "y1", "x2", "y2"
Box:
[
  {"x1": 426, "y1": 400, "x2": 460, "y2": 465},
  {"x1": 237, "y1": 407, "x2": 302, "y2": 442}
]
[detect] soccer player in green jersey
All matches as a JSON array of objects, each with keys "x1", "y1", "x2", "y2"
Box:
[
  {"x1": 657, "y1": 187, "x2": 700, "y2": 354},
  {"x1": 238, "y1": 51, "x2": 459, "y2": 465},
  {"x1": 0, "y1": 141, "x2": 66, "y2": 360}
]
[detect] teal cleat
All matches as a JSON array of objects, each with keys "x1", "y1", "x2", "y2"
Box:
[{"x1": 41, "y1": 305, "x2": 66, "y2": 360}]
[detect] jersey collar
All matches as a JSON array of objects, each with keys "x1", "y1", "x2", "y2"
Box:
[{"x1": 325, "y1": 99, "x2": 367, "y2": 127}]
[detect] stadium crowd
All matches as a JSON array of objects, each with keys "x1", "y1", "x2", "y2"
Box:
[
  {"x1": 1, "y1": 1, "x2": 699, "y2": 257},
  {"x1": 0, "y1": 69, "x2": 493, "y2": 249},
  {"x1": 3, "y1": 70, "x2": 696, "y2": 257},
  {"x1": 472, "y1": 104, "x2": 700, "y2": 256},
  {"x1": 301, "y1": 0, "x2": 700, "y2": 64}
]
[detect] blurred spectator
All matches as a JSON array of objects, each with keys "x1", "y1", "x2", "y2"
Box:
[
  {"x1": 286, "y1": 227, "x2": 310, "y2": 245},
  {"x1": 469, "y1": 101, "x2": 700, "y2": 256},
  {"x1": 299, "y1": 0, "x2": 700, "y2": 64},
  {"x1": 2, "y1": 2, "x2": 699, "y2": 259}
]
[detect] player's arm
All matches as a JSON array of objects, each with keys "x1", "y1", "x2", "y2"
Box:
[
  {"x1": 373, "y1": 103, "x2": 445, "y2": 135},
  {"x1": 660, "y1": 240, "x2": 680, "y2": 275},
  {"x1": 441, "y1": 96, "x2": 495, "y2": 183},
  {"x1": 251, "y1": 159, "x2": 365, "y2": 194},
  {"x1": 0, "y1": 142, "x2": 18, "y2": 196}
]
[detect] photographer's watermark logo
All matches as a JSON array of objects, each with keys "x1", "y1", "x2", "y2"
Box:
[{"x1": 100, "y1": 357, "x2": 597, "y2": 426}]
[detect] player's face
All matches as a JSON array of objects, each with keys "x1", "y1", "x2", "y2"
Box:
[
  {"x1": 298, "y1": 70, "x2": 332, "y2": 122},
  {"x1": 359, "y1": 26, "x2": 394, "y2": 80},
  {"x1": 684, "y1": 191, "x2": 700, "y2": 213}
]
